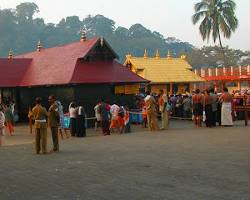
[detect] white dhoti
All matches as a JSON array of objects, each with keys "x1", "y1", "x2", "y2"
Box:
[{"x1": 221, "y1": 102, "x2": 233, "y2": 126}]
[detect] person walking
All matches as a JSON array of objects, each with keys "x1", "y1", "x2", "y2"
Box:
[
  {"x1": 48, "y1": 95, "x2": 60, "y2": 152},
  {"x1": 32, "y1": 97, "x2": 48, "y2": 154},
  {"x1": 158, "y1": 89, "x2": 169, "y2": 130}
]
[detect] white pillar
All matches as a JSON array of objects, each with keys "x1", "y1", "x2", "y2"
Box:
[
  {"x1": 239, "y1": 66, "x2": 242, "y2": 76},
  {"x1": 201, "y1": 68, "x2": 205, "y2": 77},
  {"x1": 208, "y1": 68, "x2": 212, "y2": 77},
  {"x1": 215, "y1": 67, "x2": 218, "y2": 77},
  {"x1": 223, "y1": 67, "x2": 226, "y2": 76},
  {"x1": 230, "y1": 66, "x2": 233, "y2": 76}
]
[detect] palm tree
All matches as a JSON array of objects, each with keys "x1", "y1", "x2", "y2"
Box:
[{"x1": 192, "y1": 0, "x2": 238, "y2": 64}]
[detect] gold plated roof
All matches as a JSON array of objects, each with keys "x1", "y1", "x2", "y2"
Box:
[{"x1": 124, "y1": 56, "x2": 204, "y2": 83}]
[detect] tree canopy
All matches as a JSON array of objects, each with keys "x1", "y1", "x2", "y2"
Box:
[
  {"x1": 0, "y1": 2, "x2": 248, "y2": 68},
  {"x1": 0, "y1": 3, "x2": 193, "y2": 60}
]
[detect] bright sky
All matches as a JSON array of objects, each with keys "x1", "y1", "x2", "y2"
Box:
[{"x1": 1, "y1": 0, "x2": 249, "y2": 50}]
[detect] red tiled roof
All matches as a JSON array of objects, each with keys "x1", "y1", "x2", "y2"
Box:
[
  {"x1": 71, "y1": 59, "x2": 148, "y2": 84},
  {"x1": 0, "y1": 37, "x2": 148, "y2": 87},
  {"x1": 17, "y1": 38, "x2": 99, "y2": 86},
  {"x1": 0, "y1": 58, "x2": 32, "y2": 87}
]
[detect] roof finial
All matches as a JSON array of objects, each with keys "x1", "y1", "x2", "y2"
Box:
[
  {"x1": 144, "y1": 49, "x2": 148, "y2": 59},
  {"x1": 126, "y1": 53, "x2": 132, "y2": 59},
  {"x1": 155, "y1": 49, "x2": 160, "y2": 59},
  {"x1": 167, "y1": 50, "x2": 172, "y2": 59},
  {"x1": 37, "y1": 40, "x2": 42, "y2": 52},
  {"x1": 180, "y1": 54, "x2": 187, "y2": 60},
  {"x1": 100, "y1": 37, "x2": 104, "y2": 47},
  {"x1": 8, "y1": 49, "x2": 13, "y2": 59},
  {"x1": 80, "y1": 30, "x2": 87, "y2": 42}
]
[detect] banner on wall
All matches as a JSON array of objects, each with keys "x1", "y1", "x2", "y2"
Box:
[
  {"x1": 115, "y1": 85, "x2": 125, "y2": 94},
  {"x1": 151, "y1": 85, "x2": 168, "y2": 94},
  {"x1": 124, "y1": 85, "x2": 139, "y2": 94}
]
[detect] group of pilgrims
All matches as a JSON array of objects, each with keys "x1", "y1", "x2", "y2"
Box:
[{"x1": 0, "y1": 86, "x2": 240, "y2": 150}]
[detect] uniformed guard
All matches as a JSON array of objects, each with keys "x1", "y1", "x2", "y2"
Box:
[{"x1": 32, "y1": 97, "x2": 48, "y2": 154}]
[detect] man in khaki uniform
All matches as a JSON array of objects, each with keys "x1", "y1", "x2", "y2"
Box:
[
  {"x1": 48, "y1": 95, "x2": 59, "y2": 152},
  {"x1": 32, "y1": 97, "x2": 48, "y2": 154}
]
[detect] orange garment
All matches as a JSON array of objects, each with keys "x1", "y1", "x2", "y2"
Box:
[
  {"x1": 124, "y1": 111, "x2": 130, "y2": 125},
  {"x1": 142, "y1": 107, "x2": 147, "y2": 119},
  {"x1": 158, "y1": 96, "x2": 164, "y2": 107},
  {"x1": 117, "y1": 116, "x2": 124, "y2": 127},
  {"x1": 6, "y1": 121, "x2": 14, "y2": 135},
  {"x1": 110, "y1": 119, "x2": 118, "y2": 128}
]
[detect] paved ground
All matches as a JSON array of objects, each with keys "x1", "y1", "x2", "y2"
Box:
[{"x1": 0, "y1": 121, "x2": 250, "y2": 200}]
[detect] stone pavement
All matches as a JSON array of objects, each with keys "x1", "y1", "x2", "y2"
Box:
[{"x1": 0, "y1": 121, "x2": 250, "y2": 200}]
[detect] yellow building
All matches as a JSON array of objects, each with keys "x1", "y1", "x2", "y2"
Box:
[{"x1": 124, "y1": 49, "x2": 204, "y2": 94}]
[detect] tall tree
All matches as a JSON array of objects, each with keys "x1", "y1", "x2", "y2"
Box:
[
  {"x1": 192, "y1": 0, "x2": 238, "y2": 64},
  {"x1": 16, "y1": 2, "x2": 39, "y2": 22}
]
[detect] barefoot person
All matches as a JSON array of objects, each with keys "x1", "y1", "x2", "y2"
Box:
[
  {"x1": 219, "y1": 87, "x2": 233, "y2": 126},
  {"x1": 192, "y1": 89, "x2": 203, "y2": 127},
  {"x1": 48, "y1": 95, "x2": 60, "y2": 152},
  {"x1": 32, "y1": 97, "x2": 48, "y2": 154},
  {"x1": 158, "y1": 89, "x2": 169, "y2": 130}
]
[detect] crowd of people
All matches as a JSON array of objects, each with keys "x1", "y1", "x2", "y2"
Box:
[{"x1": 0, "y1": 87, "x2": 249, "y2": 150}]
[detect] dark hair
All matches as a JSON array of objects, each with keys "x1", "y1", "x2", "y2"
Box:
[
  {"x1": 70, "y1": 102, "x2": 76, "y2": 108},
  {"x1": 146, "y1": 91, "x2": 150, "y2": 95},
  {"x1": 49, "y1": 95, "x2": 55, "y2": 100},
  {"x1": 159, "y1": 89, "x2": 164, "y2": 94},
  {"x1": 210, "y1": 88, "x2": 215, "y2": 93},
  {"x1": 195, "y1": 89, "x2": 200, "y2": 94},
  {"x1": 35, "y1": 97, "x2": 42, "y2": 104},
  {"x1": 223, "y1": 87, "x2": 228, "y2": 92}
]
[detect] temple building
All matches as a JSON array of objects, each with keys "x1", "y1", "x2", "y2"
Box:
[
  {"x1": 0, "y1": 35, "x2": 147, "y2": 120},
  {"x1": 195, "y1": 66, "x2": 250, "y2": 92},
  {"x1": 124, "y1": 49, "x2": 204, "y2": 94}
]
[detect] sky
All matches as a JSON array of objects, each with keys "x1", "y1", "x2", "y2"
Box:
[{"x1": 1, "y1": 0, "x2": 249, "y2": 50}]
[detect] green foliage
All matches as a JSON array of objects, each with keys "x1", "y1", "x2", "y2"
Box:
[
  {"x1": 188, "y1": 46, "x2": 250, "y2": 68},
  {"x1": 0, "y1": 2, "x2": 248, "y2": 68},
  {"x1": 192, "y1": 0, "x2": 238, "y2": 44},
  {"x1": 192, "y1": 0, "x2": 238, "y2": 65},
  {"x1": 0, "y1": 3, "x2": 192, "y2": 60}
]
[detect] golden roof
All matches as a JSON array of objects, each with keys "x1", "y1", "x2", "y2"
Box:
[{"x1": 124, "y1": 55, "x2": 204, "y2": 83}]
